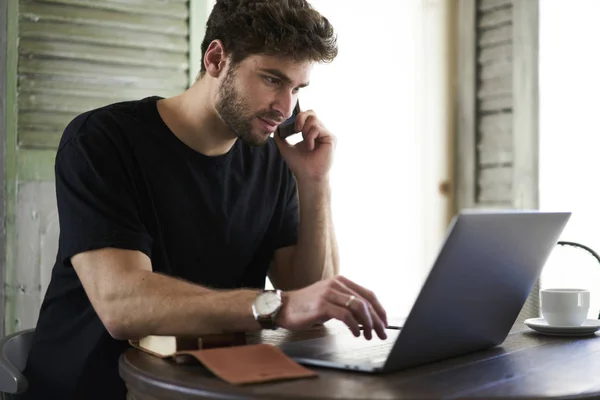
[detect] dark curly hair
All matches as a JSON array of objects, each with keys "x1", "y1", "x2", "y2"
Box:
[{"x1": 199, "y1": 0, "x2": 338, "y2": 75}]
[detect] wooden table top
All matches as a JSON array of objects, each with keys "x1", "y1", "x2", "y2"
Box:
[{"x1": 119, "y1": 321, "x2": 600, "y2": 399}]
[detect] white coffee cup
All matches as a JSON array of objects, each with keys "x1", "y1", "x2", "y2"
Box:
[{"x1": 540, "y1": 288, "x2": 590, "y2": 327}]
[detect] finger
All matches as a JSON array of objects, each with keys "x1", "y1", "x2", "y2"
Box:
[
  {"x1": 325, "y1": 304, "x2": 361, "y2": 337},
  {"x1": 294, "y1": 109, "x2": 317, "y2": 132},
  {"x1": 328, "y1": 290, "x2": 374, "y2": 340},
  {"x1": 351, "y1": 298, "x2": 375, "y2": 340},
  {"x1": 328, "y1": 281, "x2": 374, "y2": 340},
  {"x1": 365, "y1": 302, "x2": 387, "y2": 340},
  {"x1": 330, "y1": 281, "x2": 386, "y2": 340},
  {"x1": 338, "y1": 276, "x2": 388, "y2": 327},
  {"x1": 303, "y1": 125, "x2": 320, "y2": 151}
]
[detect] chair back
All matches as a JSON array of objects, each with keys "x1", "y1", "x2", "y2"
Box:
[{"x1": 0, "y1": 329, "x2": 35, "y2": 399}]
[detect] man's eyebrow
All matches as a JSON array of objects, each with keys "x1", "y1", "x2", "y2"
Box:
[{"x1": 259, "y1": 68, "x2": 310, "y2": 88}]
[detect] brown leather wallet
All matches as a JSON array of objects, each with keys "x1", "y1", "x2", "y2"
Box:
[{"x1": 180, "y1": 344, "x2": 318, "y2": 385}]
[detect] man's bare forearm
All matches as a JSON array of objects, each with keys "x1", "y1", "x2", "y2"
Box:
[
  {"x1": 292, "y1": 179, "x2": 340, "y2": 287},
  {"x1": 98, "y1": 268, "x2": 261, "y2": 340}
]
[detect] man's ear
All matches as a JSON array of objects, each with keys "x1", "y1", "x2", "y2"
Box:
[{"x1": 204, "y1": 39, "x2": 228, "y2": 78}]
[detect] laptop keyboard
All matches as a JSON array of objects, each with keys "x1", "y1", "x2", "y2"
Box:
[{"x1": 323, "y1": 340, "x2": 394, "y2": 362}]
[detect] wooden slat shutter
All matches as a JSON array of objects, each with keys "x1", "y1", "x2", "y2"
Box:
[
  {"x1": 17, "y1": 0, "x2": 190, "y2": 150},
  {"x1": 456, "y1": 0, "x2": 540, "y2": 320},
  {"x1": 477, "y1": 0, "x2": 513, "y2": 204},
  {"x1": 4, "y1": 0, "x2": 191, "y2": 333}
]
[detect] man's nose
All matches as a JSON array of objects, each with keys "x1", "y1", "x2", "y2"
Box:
[{"x1": 274, "y1": 93, "x2": 296, "y2": 120}]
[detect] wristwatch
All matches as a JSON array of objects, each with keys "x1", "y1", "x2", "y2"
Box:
[{"x1": 252, "y1": 289, "x2": 283, "y2": 330}]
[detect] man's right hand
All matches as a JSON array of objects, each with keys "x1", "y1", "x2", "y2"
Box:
[{"x1": 275, "y1": 276, "x2": 388, "y2": 340}]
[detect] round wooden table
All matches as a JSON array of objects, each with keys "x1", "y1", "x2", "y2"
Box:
[{"x1": 120, "y1": 321, "x2": 600, "y2": 399}]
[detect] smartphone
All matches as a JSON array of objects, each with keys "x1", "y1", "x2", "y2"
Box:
[{"x1": 277, "y1": 101, "x2": 301, "y2": 139}]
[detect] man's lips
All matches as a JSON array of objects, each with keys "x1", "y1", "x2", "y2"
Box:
[{"x1": 258, "y1": 117, "x2": 280, "y2": 131}]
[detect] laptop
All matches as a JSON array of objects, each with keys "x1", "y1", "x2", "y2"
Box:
[{"x1": 278, "y1": 210, "x2": 571, "y2": 373}]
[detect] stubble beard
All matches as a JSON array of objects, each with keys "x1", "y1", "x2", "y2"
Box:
[{"x1": 215, "y1": 68, "x2": 271, "y2": 147}]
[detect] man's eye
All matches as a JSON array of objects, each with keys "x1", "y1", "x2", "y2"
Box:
[{"x1": 264, "y1": 76, "x2": 280, "y2": 86}]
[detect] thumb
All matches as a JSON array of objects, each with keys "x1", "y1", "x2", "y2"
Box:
[{"x1": 273, "y1": 130, "x2": 294, "y2": 153}]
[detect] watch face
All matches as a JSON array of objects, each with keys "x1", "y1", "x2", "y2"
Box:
[{"x1": 255, "y1": 291, "x2": 281, "y2": 316}]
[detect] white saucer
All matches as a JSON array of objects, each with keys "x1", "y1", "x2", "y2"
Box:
[{"x1": 524, "y1": 318, "x2": 600, "y2": 337}]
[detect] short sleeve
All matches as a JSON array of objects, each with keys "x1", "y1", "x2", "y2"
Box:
[
  {"x1": 273, "y1": 167, "x2": 299, "y2": 249},
  {"x1": 55, "y1": 114, "x2": 152, "y2": 266}
]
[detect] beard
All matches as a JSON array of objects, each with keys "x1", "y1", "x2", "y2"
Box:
[{"x1": 215, "y1": 68, "x2": 279, "y2": 147}]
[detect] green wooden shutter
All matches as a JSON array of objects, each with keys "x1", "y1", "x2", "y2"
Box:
[
  {"x1": 456, "y1": 0, "x2": 539, "y2": 321},
  {"x1": 17, "y1": 0, "x2": 190, "y2": 150},
  {"x1": 3, "y1": 0, "x2": 192, "y2": 334}
]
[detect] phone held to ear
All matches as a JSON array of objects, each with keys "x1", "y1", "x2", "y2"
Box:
[{"x1": 277, "y1": 101, "x2": 301, "y2": 139}]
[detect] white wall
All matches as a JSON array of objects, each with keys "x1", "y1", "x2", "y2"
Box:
[{"x1": 539, "y1": 0, "x2": 600, "y2": 318}]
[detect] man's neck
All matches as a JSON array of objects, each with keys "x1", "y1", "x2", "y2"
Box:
[{"x1": 157, "y1": 80, "x2": 237, "y2": 156}]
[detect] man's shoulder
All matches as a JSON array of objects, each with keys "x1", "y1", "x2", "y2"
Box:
[{"x1": 57, "y1": 96, "x2": 159, "y2": 155}]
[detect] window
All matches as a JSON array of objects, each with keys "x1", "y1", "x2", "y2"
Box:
[{"x1": 539, "y1": 0, "x2": 600, "y2": 318}]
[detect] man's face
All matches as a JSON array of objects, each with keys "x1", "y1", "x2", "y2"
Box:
[{"x1": 215, "y1": 54, "x2": 312, "y2": 147}]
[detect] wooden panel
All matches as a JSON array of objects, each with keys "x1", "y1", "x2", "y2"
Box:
[
  {"x1": 20, "y1": 20, "x2": 188, "y2": 51},
  {"x1": 3, "y1": 0, "x2": 193, "y2": 335},
  {"x1": 32, "y1": 0, "x2": 189, "y2": 19},
  {"x1": 19, "y1": 110, "x2": 82, "y2": 131},
  {"x1": 4, "y1": 0, "x2": 19, "y2": 336},
  {"x1": 512, "y1": 0, "x2": 539, "y2": 210},
  {"x1": 18, "y1": 58, "x2": 187, "y2": 87},
  {"x1": 479, "y1": 0, "x2": 512, "y2": 12},
  {"x1": 479, "y1": 113, "x2": 512, "y2": 134},
  {"x1": 455, "y1": 0, "x2": 477, "y2": 211},
  {"x1": 475, "y1": 0, "x2": 514, "y2": 206},
  {"x1": 478, "y1": 6, "x2": 512, "y2": 29},
  {"x1": 478, "y1": 134, "x2": 512, "y2": 165},
  {"x1": 17, "y1": 150, "x2": 56, "y2": 182},
  {"x1": 0, "y1": 0, "x2": 7, "y2": 336},
  {"x1": 20, "y1": 2, "x2": 188, "y2": 34},
  {"x1": 19, "y1": 91, "x2": 156, "y2": 114},
  {"x1": 14, "y1": 182, "x2": 58, "y2": 330},
  {"x1": 478, "y1": 167, "x2": 512, "y2": 203},
  {"x1": 17, "y1": 0, "x2": 190, "y2": 150},
  {"x1": 478, "y1": 76, "x2": 511, "y2": 97},
  {"x1": 480, "y1": 61, "x2": 512, "y2": 79},
  {"x1": 478, "y1": 113, "x2": 513, "y2": 165},
  {"x1": 19, "y1": 39, "x2": 188, "y2": 69},
  {"x1": 479, "y1": 25, "x2": 512, "y2": 47},
  {"x1": 18, "y1": 77, "x2": 181, "y2": 99},
  {"x1": 479, "y1": 96, "x2": 512, "y2": 112},
  {"x1": 460, "y1": 0, "x2": 539, "y2": 321},
  {"x1": 512, "y1": 0, "x2": 540, "y2": 322},
  {"x1": 478, "y1": 43, "x2": 512, "y2": 64},
  {"x1": 18, "y1": 131, "x2": 62, "y2": 150}
]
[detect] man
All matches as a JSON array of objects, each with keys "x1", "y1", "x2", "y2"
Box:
[{"x1": 23, "y1": 0, "x2": 388, "y2": 398}]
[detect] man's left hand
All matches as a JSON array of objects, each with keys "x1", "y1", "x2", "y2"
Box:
[{"x1": 274, "y1": 110, "x2": 336, "y2": 183}]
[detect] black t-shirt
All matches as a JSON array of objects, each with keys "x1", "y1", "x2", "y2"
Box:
[{"x1": 23, "y1": 97, "x2": 299, "y2": 399}]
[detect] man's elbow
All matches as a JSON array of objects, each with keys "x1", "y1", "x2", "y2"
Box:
[
  {"x1": 103, "y1": 317, "x2": 130, "y2": 340},
  {"x1": 96, "y1": 305, "x2": 130, "y2": 340},
  {"x1": 94, "y1": 298, "x2": 142, "y2": 340}
]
